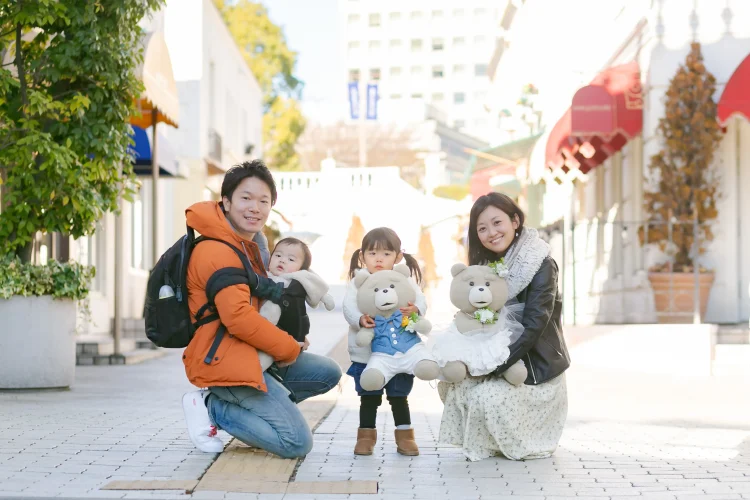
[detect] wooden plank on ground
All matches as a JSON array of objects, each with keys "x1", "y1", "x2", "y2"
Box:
[
  {"x1": 101, "y1": 480, "x2": 198, "y2": 491},
  {"x1": 193, "y1": 385, "x2": 342, "y2": 493}
]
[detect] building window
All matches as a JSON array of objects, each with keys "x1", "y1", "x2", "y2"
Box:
[
  {"x1": 432, "y1": 66, "x2": 444, "y2": 78},
  {"x1": 390, "y1": 94, "x2": 402, "y2": 100},
  {"x1": 131, "y1": 187, "x2": 146, "y2": 270},
  {"x1": 411, "y1": 39, "x2": 423, "y2": 51},
  {"x1": 389, "y1": 39, "x2": 402, "y2": 48},
  {"x1": 410, "y1": 11, "x2": 423, "y2": 20},
  {"x1": 389, "y1": 12, "x2": 401, "y2": 21},
  {"x1": 452, "y1": 36, "x2": 465, "y2": 47},
  {"x1": 453, "y1": 64, "x2": 466, "y2": 74},
  {"x1": 368, "y1": 40, "x2": 381, "y2": 50},
  {"x1": 475, "y1": 64, "x2": 488, "y2": 76},
  {"x1": 411, "y1": 93, "x2": 423, "y2": 99},
  {"x1": 432, "y1": 10, "x2": 443, "y2": 18},
  {"x1": 348, "y1": 14, "x2": 360, "y2": 23},
  {"x1": 370, "y1": 68, "x2": 381, "y2": 81},
  {"x1": 369, "y1": 13, "x2": 381, "y2": 27},
  {"x1": 454, "y1": 92, "x2": 466, "y2": 104},
  {"x1": 474, "y1": 35, "x2": 487, "y2": 44},
  {"x1": 455, "y1": 119, "x2": 466, "y2": 128},
  {"x1": 390, "y1": 67, "x2": 402, "y2": 76},
  {"x1": 349, "y1": 69, "x2": 361, "y2": 81},
  {"x1": 78, "y1": 229, "x2": 103, "y2": 291},
  {"x1": 453, "y1": 8, "x2": 465, "y2": 16},
  {"x1": 432, "y1": 93, "x2": 444, "y2": 102},
  {"x1": 348, "y1": 41, "x2": 360, "y2": 49},
  {"x1": 410, "y1": 65, "x2": 423, "y2": 76},
  {"x1": 432, "y1": 38, "x2": 444, "y2": 51}
]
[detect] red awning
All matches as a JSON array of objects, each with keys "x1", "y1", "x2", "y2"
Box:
[
  {"x1": 544, "y1": 109, "x2": 602, "y2": 174},
  {"x1": 718, "y1": 52, "x2": 750, "y2": 127},
  {"x1": 546, "y1": 62, "x2": 643, "y2": 176},
  {"x1": 572, "y1": 61, "x2": 642, "y2": 141}
]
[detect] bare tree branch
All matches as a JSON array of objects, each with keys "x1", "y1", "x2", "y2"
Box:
[{"x1": 296, "y1": 121, "x2": 421, "y2": 170}]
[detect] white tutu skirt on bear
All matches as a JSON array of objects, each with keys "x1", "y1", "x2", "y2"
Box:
[{"x1": 428, "y1": 303, "x2": 525, "y2": 377}]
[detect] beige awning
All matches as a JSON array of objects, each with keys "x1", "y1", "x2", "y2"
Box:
[{"x1": 130, "y1": 31, "x2": 179, "y2": 129}]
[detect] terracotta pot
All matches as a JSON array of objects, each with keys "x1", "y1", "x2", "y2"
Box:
[{"x1": 648, "y1": 272, "x2": 715, "y2": 324}]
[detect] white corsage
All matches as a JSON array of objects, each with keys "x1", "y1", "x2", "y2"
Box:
[
  {"x1": 401, "y1": 312, "x2": 419, "y2": 333},
  {"x1": 473, "y1": 307, "x2": 497, "y2": 325},
  {"x1": 488, "y1": 258, "x2": 509, "y2": 278}
]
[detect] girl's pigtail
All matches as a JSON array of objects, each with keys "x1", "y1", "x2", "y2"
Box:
[
  {"x1": 402, "y1": 252, "x2": 423, "y2": 286},
  {"x1": 348, "y1": 249, "x2": 362, "y2": 280}
]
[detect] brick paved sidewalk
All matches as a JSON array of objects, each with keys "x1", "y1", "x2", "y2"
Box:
[
  {"x1": 2, "y1": 311, "x2": 750, "y2": 500},
  {"x1": 294, "y1": 365, "x2": 750, "y2": 500}
]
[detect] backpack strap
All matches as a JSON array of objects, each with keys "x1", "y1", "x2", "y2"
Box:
[
  {"x1": 189, "y1": 233, "x2": 284, "y2": 366},
  {"x1": 200, "y1": 237, "x2": 260, "y2": 290},
  {"x1": 205, "y1": 267, "x2": 251, "y2": 304},
  {"x1": 204, "y1": 324, "x2": 227, "y2": 365},
  {"x1": 194, "y1": 235, "x2": 284, "y2": 302}
]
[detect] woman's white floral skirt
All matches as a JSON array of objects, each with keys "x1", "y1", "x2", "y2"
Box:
[{"x1": 438, "y1": 373, "x2": 568, "y2": 462}]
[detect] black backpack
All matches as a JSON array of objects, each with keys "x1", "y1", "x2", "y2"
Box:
[{"x1": 143, "y1": 226, "x2": 276, "y2": 359}]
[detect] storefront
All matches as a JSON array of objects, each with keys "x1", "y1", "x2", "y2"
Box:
[{"x1": 531, "y1": 5, "x2": 750, "y2": 325}]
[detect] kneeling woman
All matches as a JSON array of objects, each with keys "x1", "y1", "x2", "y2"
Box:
[{"x1": 438, "y1": 193, "x2": 571, "y2": 462}]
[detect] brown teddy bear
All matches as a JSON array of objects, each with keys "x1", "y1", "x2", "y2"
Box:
[{"x1": 431, "y1": 263, "x2": 528, "y2": 386}]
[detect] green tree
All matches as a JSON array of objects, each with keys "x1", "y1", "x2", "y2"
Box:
[
  {"x1": 214, "y1": 0, "x2": 306, "y2": 171},
  {"x1": 0, "y1": 0, "x2": 163, "y2": 261},
  {"x1": 641, "y1": 42, "x2": 723, "y2": 272}
]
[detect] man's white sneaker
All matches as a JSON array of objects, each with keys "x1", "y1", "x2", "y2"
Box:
[{"x1": 182, "y1": 390, "x2": 224, "y2": 453}]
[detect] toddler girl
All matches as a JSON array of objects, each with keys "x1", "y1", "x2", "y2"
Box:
[{"x1": 343, "y1": 227, "x2": 426, "y2": 456}]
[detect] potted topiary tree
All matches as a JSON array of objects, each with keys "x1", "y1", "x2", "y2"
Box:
[
  {"x1": 640, "y1": 42, "x2": 723, "y2": 323},
  {"x1": 0, "y1": 0, "x2": 162, "y2": 389}
]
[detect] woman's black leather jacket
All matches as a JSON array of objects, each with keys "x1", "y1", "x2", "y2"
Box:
[{"x1": 493, "y1": 256, "x2": 570, "y2": 385}]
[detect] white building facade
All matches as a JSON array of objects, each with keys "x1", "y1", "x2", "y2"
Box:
[
  {"x1": 73, "y1": 0, "x2": 264, "y2": 347},
  {"x1": 338, "y1": 0, "x2": 509, "y2": 141},
  {"x1": 486, "y1": 0, "x2": 750, "y2": 325}
]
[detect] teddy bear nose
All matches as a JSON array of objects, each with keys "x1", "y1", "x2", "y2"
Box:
[
  {"x1": 382, "y1": 289, "x2": 388, "y2": 293},
  {"x1": 478, "y1": 287, "x2": 484, "y2": 292}
]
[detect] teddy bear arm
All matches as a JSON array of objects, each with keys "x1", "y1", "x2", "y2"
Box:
[
  {"x1": 503, "y1": 360, "x2": 528, "y2": 386},
  {"x1": 355, "y1": 328, "x2": 375, "y2": 347},
  {"x1": 413, "y1": 318, "x2": 432, "y2": 335},
  {"x1": 454, "y1": 313, "x2": 481, "y2": 334}
]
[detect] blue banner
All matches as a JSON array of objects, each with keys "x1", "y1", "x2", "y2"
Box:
[
  {"x1": 348, "y1": 82, "x2": 360, "y2": 120},
  {"x1": 366, "y1": 83, "x2": 379, "y2": 121}
]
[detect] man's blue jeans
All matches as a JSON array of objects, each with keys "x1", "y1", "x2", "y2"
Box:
[{"x1": 207, "y1": 352, "x2": 342, "y2": 458}]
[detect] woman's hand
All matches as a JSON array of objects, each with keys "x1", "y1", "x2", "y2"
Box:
[
  {"x1": 399, "y1": 302, "x2": 419, "y2": 316},
  {"x1": 359, "y1": 314, "x2": 375, "y2": 328}
]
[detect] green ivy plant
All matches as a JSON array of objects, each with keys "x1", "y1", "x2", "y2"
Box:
[{"x1": 0, "y1": 256, "x2": 94, "y2": 301}]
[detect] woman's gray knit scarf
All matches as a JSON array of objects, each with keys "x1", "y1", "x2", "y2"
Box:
[{"x1": 500, "y1": 227, "x2": 551, "y2": 301}]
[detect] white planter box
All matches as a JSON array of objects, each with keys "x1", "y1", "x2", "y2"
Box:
[{"x1": 0, "y1": 296, "x2": 76, "y2": 389}]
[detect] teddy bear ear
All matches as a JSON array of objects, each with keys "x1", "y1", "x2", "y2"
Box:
[
  {"x1": 451, "y1": 263, "x2": 468, "y2": 277},
  {"x1": 353, "y1": 269, "x2": 370, "y2": 288},
  {"x1": 394, "y1": 264, "x2": 410, "y2": 277}
]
